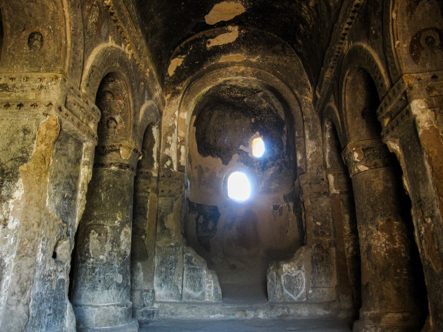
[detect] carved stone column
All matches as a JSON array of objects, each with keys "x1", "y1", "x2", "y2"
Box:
[
  {"x1": 71, "y1": 143, "x2": 140, "y2": 331},
  {"x1": 342, "y1": 139, "x2": 423, "y2": 332},
  {"x1": 377, "y1": 73, "x2": 443, "y2": 331}
]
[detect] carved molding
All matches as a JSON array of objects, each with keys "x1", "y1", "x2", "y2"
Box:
[
  {"x1": 104, "y1": 0, "x2": 164, "y2": 108},
  {"x1": 93, "y1": 161, "x2": 135, "y2": 173},
  {"x1": 314, "y1": 0, "x2": 366, "y2": 113},
  {"x1": 342, "y1": 139, "x2": 397, "y2": 177},
  {"x1": 377, "y1": 71, "x2": 443, "y2": 140},
  {"x1": 94, "y1": 141, "x2": 141, "y2": 173},
  {"x1": 0, "y1": 73, "x2": 100, "y2": 143}
]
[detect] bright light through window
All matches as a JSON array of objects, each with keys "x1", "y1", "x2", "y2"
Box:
[
  {"x1": 227, "y1": 171, "x2": 251, "y2": 202},
  {"x1": 252, "y1": 137, "x2": 265, "y2": 158}
]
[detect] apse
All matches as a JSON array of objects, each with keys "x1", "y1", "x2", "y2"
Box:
[{"x1": 185, "y1": 80, "x2": 301, "y2": 302}]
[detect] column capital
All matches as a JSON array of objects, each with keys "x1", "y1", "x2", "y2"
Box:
[
  {"x1": 94, "y1": 141, "x2": 141, "y2": 173},
  {"x1": 0, "y1": 73, "x2": 101, "y2": 145},
  {"x1": 342, "y1": 139, "x2": 396, "y2": 177}
]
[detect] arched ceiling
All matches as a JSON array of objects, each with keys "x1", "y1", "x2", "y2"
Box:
[{"x1": 135, "y1": 0, "x2": 343, "y2": 86}]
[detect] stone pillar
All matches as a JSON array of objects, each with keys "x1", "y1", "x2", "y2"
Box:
[
  {"x1": 131, "y1": 125, "x2": 159, "y2": 321},
  {"x1": 342, "y1": 139, "x2": 423, "y2": 331},
  {"x1": 71, "y1": 144, "x2": 139, "y2": 331},
  {"x1": 377, "y1": 73, "x2": 443, "y2": 331},
  {"x1": 0, "y1": 73, "x2": 99, "y2": 331}
]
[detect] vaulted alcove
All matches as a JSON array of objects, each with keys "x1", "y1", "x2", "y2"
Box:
[{"x1": 185, "y1": 80, "x2": 300, "y2": 303}]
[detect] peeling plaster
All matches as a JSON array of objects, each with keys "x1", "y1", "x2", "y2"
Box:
[
  {"x1": 207, "y1": 26, "x2": 239, "y2": 48},
  {"x1": 180, "y1": 145, "x2": 186, "y2": 167},
  {"x1": 168, "y1": 56, "x2": 185, "y2": 77},
  {"x1": 205, "y1": 2, "x2": 246, "y2": 25}
]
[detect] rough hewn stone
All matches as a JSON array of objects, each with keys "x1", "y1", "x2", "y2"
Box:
[
  {"x1": 183, "y1": 247, "x2": 222, "y2": 302},
  {"x1": 0, "y1": 1, "x2": 442, "y2": 331}
]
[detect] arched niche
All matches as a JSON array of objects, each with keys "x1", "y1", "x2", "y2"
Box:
[
  {"x1": 70, "y1": 71, "x2": 139, "y2": 331},
  {"x1": 343, "y1": 67, "x2": 382, "y2": 142},
  {"x1": 184, "y1": 78, "x2": 301, "y2": 302},
  {"x1": 95, "y1": 72, "x2": 132, "y2": 144}
]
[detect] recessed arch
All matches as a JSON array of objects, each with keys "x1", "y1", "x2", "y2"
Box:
[
  {"x1": 80, "y1": 45, "x2": 152, "y2": 145},
  {"x1": 181, "y1": 67, "x2": 306, "y2": 304},
  {"x1": 177, "y1": 67, "x2": 308, "y2": 174},
  {"x1": 343, "y1": 67, "x2": 382, "y2": 141},
  {"x1": 340, "y1": 44, "x2": 391, "y2": 101},
  {"x1": 95, "y1": 72, "x2": 132, "y2": 144}
]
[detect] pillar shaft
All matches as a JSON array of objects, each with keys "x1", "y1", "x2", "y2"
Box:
[
  {"x1": 343, "y1": 139, "x2": 423, "y2": 331},
  {"x1": 71, "y1": 149, "x2": 139, "y2": 331}
]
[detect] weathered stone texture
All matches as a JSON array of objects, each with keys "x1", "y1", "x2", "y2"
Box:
[
  {"x1": 267, "y1": 246, "x2": 312, "y2": 303},
  {"x1": 0, "y1": 0, "x2": 442, "y2": 330},
  {"x1": 183, "y1": 247, "x2": 222, "y2": 302}
]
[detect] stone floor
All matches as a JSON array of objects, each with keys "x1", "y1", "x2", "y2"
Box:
[{"x1": 140, "y1": 318, "x2": 352, "y2": 331}]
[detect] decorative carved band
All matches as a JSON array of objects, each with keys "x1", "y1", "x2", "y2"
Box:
[
  {"x1": 342, "y1": 139, "x2": 397, "y2": 177},
  {"x1": 0, "y1": 73, "x2": 100, "y2": 142},
  {"x1": 377, "y1": 72, "x2": 443, "y2": 140},
  {"x1": 93, "y1": 161, "x2": 135, "y2": 173},
  {"x1": 94, "y1": 142, "x2": 141, "y2": 173},
  {"x1": 314, "y1": 0, "x2": 366, "y2": 113},
  {"x1": 377, "y1": 75, "x2": 409, "y2": 123},
  {"x1": 95, "y1": 143, "x2": 141, "y2": 157}
]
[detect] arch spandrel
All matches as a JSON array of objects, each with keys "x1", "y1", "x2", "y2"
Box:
[{"x1": 391, "y1": 0, "x2": 443, "y2": 75}]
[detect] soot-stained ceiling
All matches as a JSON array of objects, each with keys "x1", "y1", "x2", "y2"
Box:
[{"x1": 135, "y1": 0, "x2": 343, "y2": 85}]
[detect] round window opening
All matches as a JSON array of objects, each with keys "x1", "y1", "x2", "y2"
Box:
[
  {"x1": 227, "y1": 171, "x2": 251, "y2": 202},
  {"x1": 252, "y1": 137, "x2": 265, "y2": 158}
]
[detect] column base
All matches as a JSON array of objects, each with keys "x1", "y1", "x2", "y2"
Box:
[
  {"x1": 353, "y1": 312, "x2": 424, "y2": 332},
  {"x1": 74, "y1": 302, "x2": 138, "y2": 331}
]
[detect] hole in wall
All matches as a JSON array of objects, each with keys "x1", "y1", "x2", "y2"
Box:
[
  {"x1": 227, "y1": 171, "x2": 251, "y2": 202},
  {"x1": 251, "y1": 137, "x2": 265, "y2": 158},
  {"x1": 28, "y1": 31, "x2": 43, "y2": 51}
]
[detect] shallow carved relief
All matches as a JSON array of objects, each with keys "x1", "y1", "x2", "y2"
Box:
[
  {"x1": 96, "y1": 73, "x2": 130, "y2": 143},
  {"x1": 395, "y1": 0, "x2": 443, "y2": 72},
  {"x1": 183, "y1": 247, "x2": 222, "y2": 302},
  {"x1": 267, "y1": 246, "x2": 312, "y2": 303}
]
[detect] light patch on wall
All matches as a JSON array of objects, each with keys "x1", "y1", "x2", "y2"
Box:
[
  {"x1": 227, "y1": 171, "x2": 251, "y2": 202},
  {"x1": 168, "y1": 56, "x2": 185, "y2": 76},
  {"x1": 206, "y1": 26, "x2": 239, "y2": 48},
  {"x1": 151, "y1": 125, "x2": 160, "y2": 176},
  {"x1": 205, "y1": 1, "x2": 246, "y2": 25}
]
